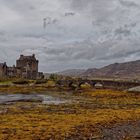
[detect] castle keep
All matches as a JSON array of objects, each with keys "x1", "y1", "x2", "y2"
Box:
[{"x1": 0, "y1": 54, "x2": 43, "y2": 79}]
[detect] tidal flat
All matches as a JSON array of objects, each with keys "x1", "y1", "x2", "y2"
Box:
[{"x1": 0, "y1": 88, "x2": 140, "y2": 140}]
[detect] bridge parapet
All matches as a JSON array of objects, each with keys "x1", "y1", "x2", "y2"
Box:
[{"x1": 56, "y1": 79, "x2": 140, "y2": 90}]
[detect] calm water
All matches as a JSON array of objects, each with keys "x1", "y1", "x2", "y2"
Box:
[{"x1": 0, "y1": 93, "x2": 69, "y2": 105}]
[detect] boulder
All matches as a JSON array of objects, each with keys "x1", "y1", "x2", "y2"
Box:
[
  {"x1": 46, "y1": 80, "x2": 56, "y2": 88},
  {"x1": 128, "y1": 86, "x2": 140, "y2": 93},
  {"x1": 80, "y1": 82, "x2": 91, "y2": 89},
  {"x1": 94, "y1": 83, "x2": 103, "y2": 89}
]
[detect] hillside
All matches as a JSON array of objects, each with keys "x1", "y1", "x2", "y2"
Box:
[
  {"x1": 57, "y1": 60, "x2": 140, "y2": 80},
  {"x1": 57, "y1": 69, "x2": 86, "y2": 77},
  {"x1": 82, "y1": 60, "x2": 140, "y2": 80}
]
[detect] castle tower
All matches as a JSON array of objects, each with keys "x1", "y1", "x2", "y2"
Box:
[{"x1": 16, "y1": 54, "x2": 39, "y2": 79}]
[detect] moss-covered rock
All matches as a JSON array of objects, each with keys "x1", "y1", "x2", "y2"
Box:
[
  {"x1": 46, "y1": 80, "x2": 56, "y2": 87},
  {"x1": 80, "y1": 82, "x2": 91, "y2": 90}
]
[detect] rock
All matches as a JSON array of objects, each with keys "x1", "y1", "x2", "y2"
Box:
[
  {"x1": 94, "y1": 83, "x2": 103, "y2": 89},
  {"x1": 46, "y1": 80, "x2": 56, "y2": 87},
  {"x1": 69, "y1": 83, "x2": 78, "y2": 90},
  {"x1": 80, "y1": 82, "x2": 91, "y2": 89},
  {"x1": 128, "y1": 86, "x2": 140, "y2": 93}
]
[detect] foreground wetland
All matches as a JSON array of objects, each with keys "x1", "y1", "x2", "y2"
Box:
[{"x1": 0, "y1": 82, "x2": 140, "y2": 139}]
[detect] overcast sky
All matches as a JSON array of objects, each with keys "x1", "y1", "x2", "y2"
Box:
[{"x1": 0, "y1": 0, "x2": 140, "y2": 72}]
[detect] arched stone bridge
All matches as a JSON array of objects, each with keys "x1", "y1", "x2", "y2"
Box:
[{"x1": 56, "y1": 79, "x2": 140, "y2": 90}]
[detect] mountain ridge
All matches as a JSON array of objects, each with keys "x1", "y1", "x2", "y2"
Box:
[
  {"x1": 57, "y1": 69, "x2": 86, "y2": 77},
  {"x1": 57, "y1": 60, "x2": 140, "y2": 80}
]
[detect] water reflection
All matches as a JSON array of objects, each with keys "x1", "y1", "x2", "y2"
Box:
[{"x1": 0, "y1": 94, "x2": 69, "y2": 105}]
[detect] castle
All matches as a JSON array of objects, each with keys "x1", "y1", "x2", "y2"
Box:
[{"x1": 0, "y1": 54, "x2": 44, "y2": 79}]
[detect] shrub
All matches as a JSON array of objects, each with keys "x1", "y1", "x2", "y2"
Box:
[
  {"x1": 12, "y1": 79, "x2": 29, "y2": 85},
  {"x1": 35, "y1": 79, "x2": 47, "y2": 84}
]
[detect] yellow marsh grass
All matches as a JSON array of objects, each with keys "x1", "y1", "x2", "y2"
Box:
[{"x1": 0, "y1": 89, "x2": 140, "y2": 139}]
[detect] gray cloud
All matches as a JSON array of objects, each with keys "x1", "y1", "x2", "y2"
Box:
[
  {"x1": 0, "y1": 0, "x2": 140, "y2": 72},
  {"x1": 118, "y1": 0, "x2": 139, "y2": 8}
]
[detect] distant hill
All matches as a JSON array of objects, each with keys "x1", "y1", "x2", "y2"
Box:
[
  {"x1": 82, "y1": 60, "x2": 140, "y2": 80},
  {"x1": 57, "y1": 60, "x2": 140, "y2": 80},
  {"x1": 57, "y1": 69, "x2": 86, "y2": 77}
]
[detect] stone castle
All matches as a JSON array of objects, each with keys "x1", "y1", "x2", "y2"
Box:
[{"x1": 0, "y1": 54, "x2": 43, "y2": 79}]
